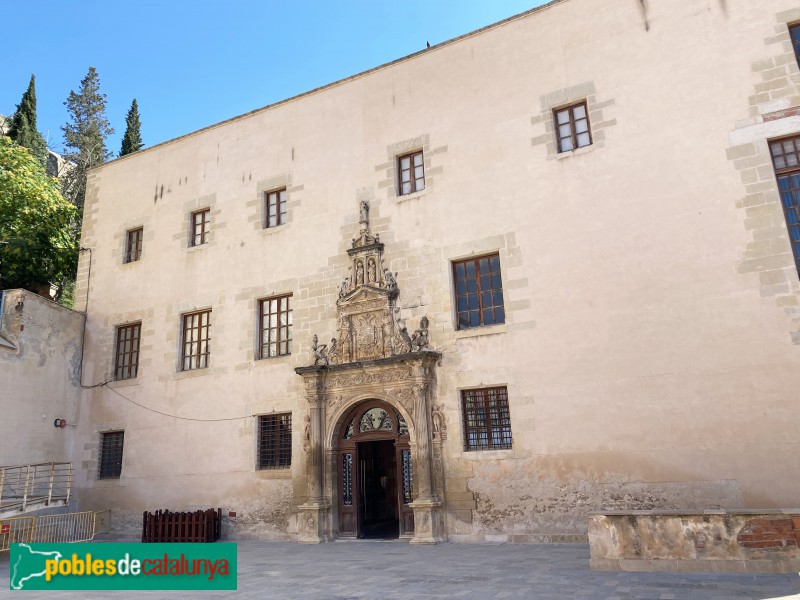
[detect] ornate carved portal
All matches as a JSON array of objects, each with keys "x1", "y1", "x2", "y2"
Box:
[{"x1": 295, "y1": 201, "x2": 444, "y2": 544}]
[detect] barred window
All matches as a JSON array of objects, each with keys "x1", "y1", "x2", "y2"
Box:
[
  {"x1": 461, "y1": 387, "x2": 512, "y2": 451},
  {"x1": 181, "y1": 310, "x2": 211, "y2": 371},
  {"x1": 398, "y1": 151, "x2": 424, "y2": 195},
  {"x1": 554, "y1": 101, "x2": 592, "y2": 153},
  {"x1": 259, "y1": 294, "x2": 292, "y2": 358},
  {"x1": 125, "y1": 227, "x2": 143, "y2": 263},
  {"x1": 453, "y1": 254, "x2": 505, "y2": 329},
  {"x1": 258, "y1": 413, "x2": 292, "y2": 469},
  {"x1": 769, "y1": 135, "x2": 800, "y2": 277},
  {"x1": 114, "y1": 323, "x2": 141, "y2": 380},
  {"x1": 191, "y1": 209, "x2": 210, "y2": 246},
  {"x1": 265, "y1": 189, "x2": 287, "y2": 228},
  {"x1": 98, "y1": 431, "x2": 124, "y2": 479}
]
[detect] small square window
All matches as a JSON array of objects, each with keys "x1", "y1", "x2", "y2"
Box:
[
  {"x1": 98, "y1": 431, "x2": 124, "y2": 479},
  {"x1": 265, "y1": 189, "x2": 287, "y2": 228},
  {"x1": 398, "y1": 151, "x2": 425, "y2": 195},
  {"x1": 259, "y1": 294, "x2": 292, "y2": 359},
  {"x1": 114, "y1": 322, "x2": 141, "y2": 380},
  {"x1": 461, "y1": 387, "x2": 512, "y2": 451},
  {"x1": 181, "y1": 309, "x2": 211, "y2": 371},
  {"x1": 258, "y1": 413, "x2": 292, "y2": 469},
  {"x1": 125, "y1": 228, "x2": 143, "y2": 263},
  {"x1": 452, "y1": 254, "x2": 505, "y2": 330},
  {"x1": 554, "y1": 102, "x2": 592, "y2": 153},
  {"x1": 190, "y1": 209, "x2": 210, "y2": 246}
]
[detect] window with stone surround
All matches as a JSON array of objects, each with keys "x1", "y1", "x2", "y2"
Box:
[
  {"x1": 98, "y1": 431, "x2": 124, "y2": 479},
  {"x1": 114, "y1": 322, "x2": 141, "y2": 380},
  {"x1": 398, "y1": 151, "x2": 425, "y2": 195},
  {"x1": 768, "y1": 135, "x2": 800, "y2": 276},
  {"x1": 461, "y1": 387, "x2": 512, "y2": 451},
  {"x1": 181, "y1": 309, "x2": 211, "y2": 370},
  {"x1": 190, "y1": 208, "x2": 210, "y2": 246},
  {"x1": 264, "y1": 188, "x2": 287, "y2": 228},
  {"x1": 554, "y1": 102, "x2": 592, "y2": 152},
  {"x1": 259, "y1": 294, "x2": 292, "y2": 359},
  {"x1": 453, "y1": 254, "x2": 505, "y2": 329},
  {"x1": 790, "y1": 24, "x2": 800, "y2": 68},
  {"x1": 125, "y1": 227, "x2": 143, "y2": 263},
  {"x1": 258, "y1": 413, "x2": 292, "y2": 469}
]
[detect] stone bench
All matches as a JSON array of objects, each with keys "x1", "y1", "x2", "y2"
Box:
[{"x1": 588, "y1": 509, "x2": 800, "y2": 573}]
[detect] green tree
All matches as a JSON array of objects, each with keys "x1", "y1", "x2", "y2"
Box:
[
  {"x1": 119, "y1": 98, "x2": 143, "y2": 157},
  {"x1": 0, "y1": 137, "x2": 79, "y2": 302},
  {"x1": 61, "y1": 66, "x2": 114, "y2": 213},
  {"x1": 8, "y1": 75, "x2": 48, "y2": 170}
]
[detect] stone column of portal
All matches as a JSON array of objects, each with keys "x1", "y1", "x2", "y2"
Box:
[
  {"x1": 297, "y1": 370, "x2": 331, "y2": 543},
  {"x1": 409, "y1": 364, "x2": 445, "y2": 544}
]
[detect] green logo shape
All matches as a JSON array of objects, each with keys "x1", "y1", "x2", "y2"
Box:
[{"x1": 9, "y1": 543, "x2": 237, "y2": 590}]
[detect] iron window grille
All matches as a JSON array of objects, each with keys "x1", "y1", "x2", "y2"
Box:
[
  {"x1": 769, "y1": 134, "x2": 800, "y2": 277},
  {"x1": 98, "y1": 431, "x2": 124, "y2": 479},
  {"x1": 461, "y1": 387, "x2": 512, "y2": 451},
  {"x1": 258, "y1": 413, "x2": 292, "y2": 469},
  {"x1": 125, "y1": 227, "x2": 143, "y2": 263},
  {"x1": 259, "y1": 294, "x2": 292, "y2": 359},
  {"x1": 265, "y1": 189, "x2": 287, "y2": 228},
  {"x1": 554, "y1": 101, "x2": 592, "y2": 153},
  {"x1": 398, "y1": 151, "x2": 425, "y2": 195},
  {"x1": 191, "y1": 209, "x2": 210, "y2": 246},
  {"x1": 114, "y1": 323, "x2": 141, "y2": 380},
  {"x1": 181, "y1": 310, "x2": 211, "y2": 371},
  {"x1": 453, "y1": 254, "x2": 505, "y2": 329}
]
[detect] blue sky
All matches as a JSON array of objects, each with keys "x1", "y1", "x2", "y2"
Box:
[{"x1": 4, "y1": 1, "x2": 547, "y2": 156}]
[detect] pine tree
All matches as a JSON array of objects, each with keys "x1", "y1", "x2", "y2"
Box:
[
  {"x1": 119, "y1": 99, "x2": 143, "y2": 156},
  {"x1": 8, "y1": 75, "x2": 48, "y2": 170},
  {"x1": 61, "y1": 67, "x2": 114, "y2": 213}
]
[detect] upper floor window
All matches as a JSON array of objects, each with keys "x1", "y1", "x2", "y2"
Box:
[
  {"x1": 265, "y1": 189, "x2": 287, "y2": 228},
  {"x1": 790, "y1": 24, "x2": 800, "y2": 68},
  {"x1": 555, "y1": 102, "x2": 591, "y2": 153},
  {"x1": 453, "y1": 254, "x2": 505, "y2": 329},
  {"x1": 125, "y1": 227, "x2": 143, "y2": 263},
  {"x1": 191, "y1": 209, "x2": 210, "y2": 246},
  {"x1": 181, "y1": 309, "x2": 211, "y2": 370},
  {"x1": 98, "y1": 431, "x2": 125, "y2": 479},
  {"x1": 259, "y1": 294, "x2": 292, "y2": 358},
  {"x1": 398, "y1": 151, "x2": 425, "y2": 195},
  {"x1": 258, "y1": 413, "x2": 292, "y2": 469},
  {"x1": 114, "y1": 322, "x2": 141, "y2": 380},
  {"x1": 461, "y1": 387, "x2": 512, "y2": 451},
  {"x1": 769, "y1": 135, "x2": 800, "y2": 277}
]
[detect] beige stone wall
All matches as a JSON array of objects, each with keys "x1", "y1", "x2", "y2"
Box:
[
  {"x1": 75, "y1": 0, "x2": 800, "y2": 540},
  {"x1": 0, "y1": 290, "x2": 83, "y2": 466}
]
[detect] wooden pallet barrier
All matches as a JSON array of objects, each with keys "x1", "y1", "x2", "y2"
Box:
[{"x1": 141, "y1": 508, "x2": 222, "y2": 543}]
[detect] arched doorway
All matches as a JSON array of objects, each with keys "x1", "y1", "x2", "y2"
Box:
[{"x1": 337, "y1": 400, "x2": 414, "y2": 538}]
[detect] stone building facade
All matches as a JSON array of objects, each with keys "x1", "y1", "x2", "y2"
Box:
[{"x1": 73, "y1": 0, "x2": 800, "y2": 542}]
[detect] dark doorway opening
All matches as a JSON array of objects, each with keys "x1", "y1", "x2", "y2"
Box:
[{"x1": 358, "y1": 440, "x2": 399, "y2": 538}]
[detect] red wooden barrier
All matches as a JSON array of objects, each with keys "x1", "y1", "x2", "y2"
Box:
[{"x1": 141, "y1": 508, "x2": 222, "y2": 542}]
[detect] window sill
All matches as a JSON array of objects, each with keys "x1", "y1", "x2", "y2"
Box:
[
  {"x1": 172, "y1": 367, "x2": 210, "y2": 379},
  {"x1": 108, "y1": 378, "x2": 139, "y2": 389},
  {"x1": 453, "y1": 323, "x2": 508, "y2": 339},
  {"x1": 554, "y1": 144, "x2": 595, "y2": 160},
  {"x1": 459, "y1": 448, "x2": 515, "y2": 460},
  {"x1": 255, "y1": 353, "x2": 293, "y2": 364},
  {"x1": 121, "y1": 259, "x2": 142, "y2": 267},
  {"x1": 261, "y1": 223, "x2": 290, "y2": 236},
  {"x1": 393, "y1": 188, "x2": 428, "y2": 204},
  {"x1": 255, "y1": 468, "x2": 293, "y2": 479}
]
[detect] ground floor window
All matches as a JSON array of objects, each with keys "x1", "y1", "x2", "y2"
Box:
[{"x1": 461, "y1": 386, "x2": 512, "y2": 451}]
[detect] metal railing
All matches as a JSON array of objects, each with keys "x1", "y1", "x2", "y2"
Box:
[
  {"x1": 0, "y1": 510, "x2": 111, "y2": 551},
  {"x1": 0, "y1": 463, "x2": 72, "y2": 515}
]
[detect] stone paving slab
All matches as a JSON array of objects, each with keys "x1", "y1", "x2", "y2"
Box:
[{"x1": 1, "y1": 542, "x2": 799, "y2": 599}]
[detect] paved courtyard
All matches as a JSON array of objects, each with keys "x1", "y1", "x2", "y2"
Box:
[{"x1": 1, "y1": 541, "x2": 799, "y2": 599}]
